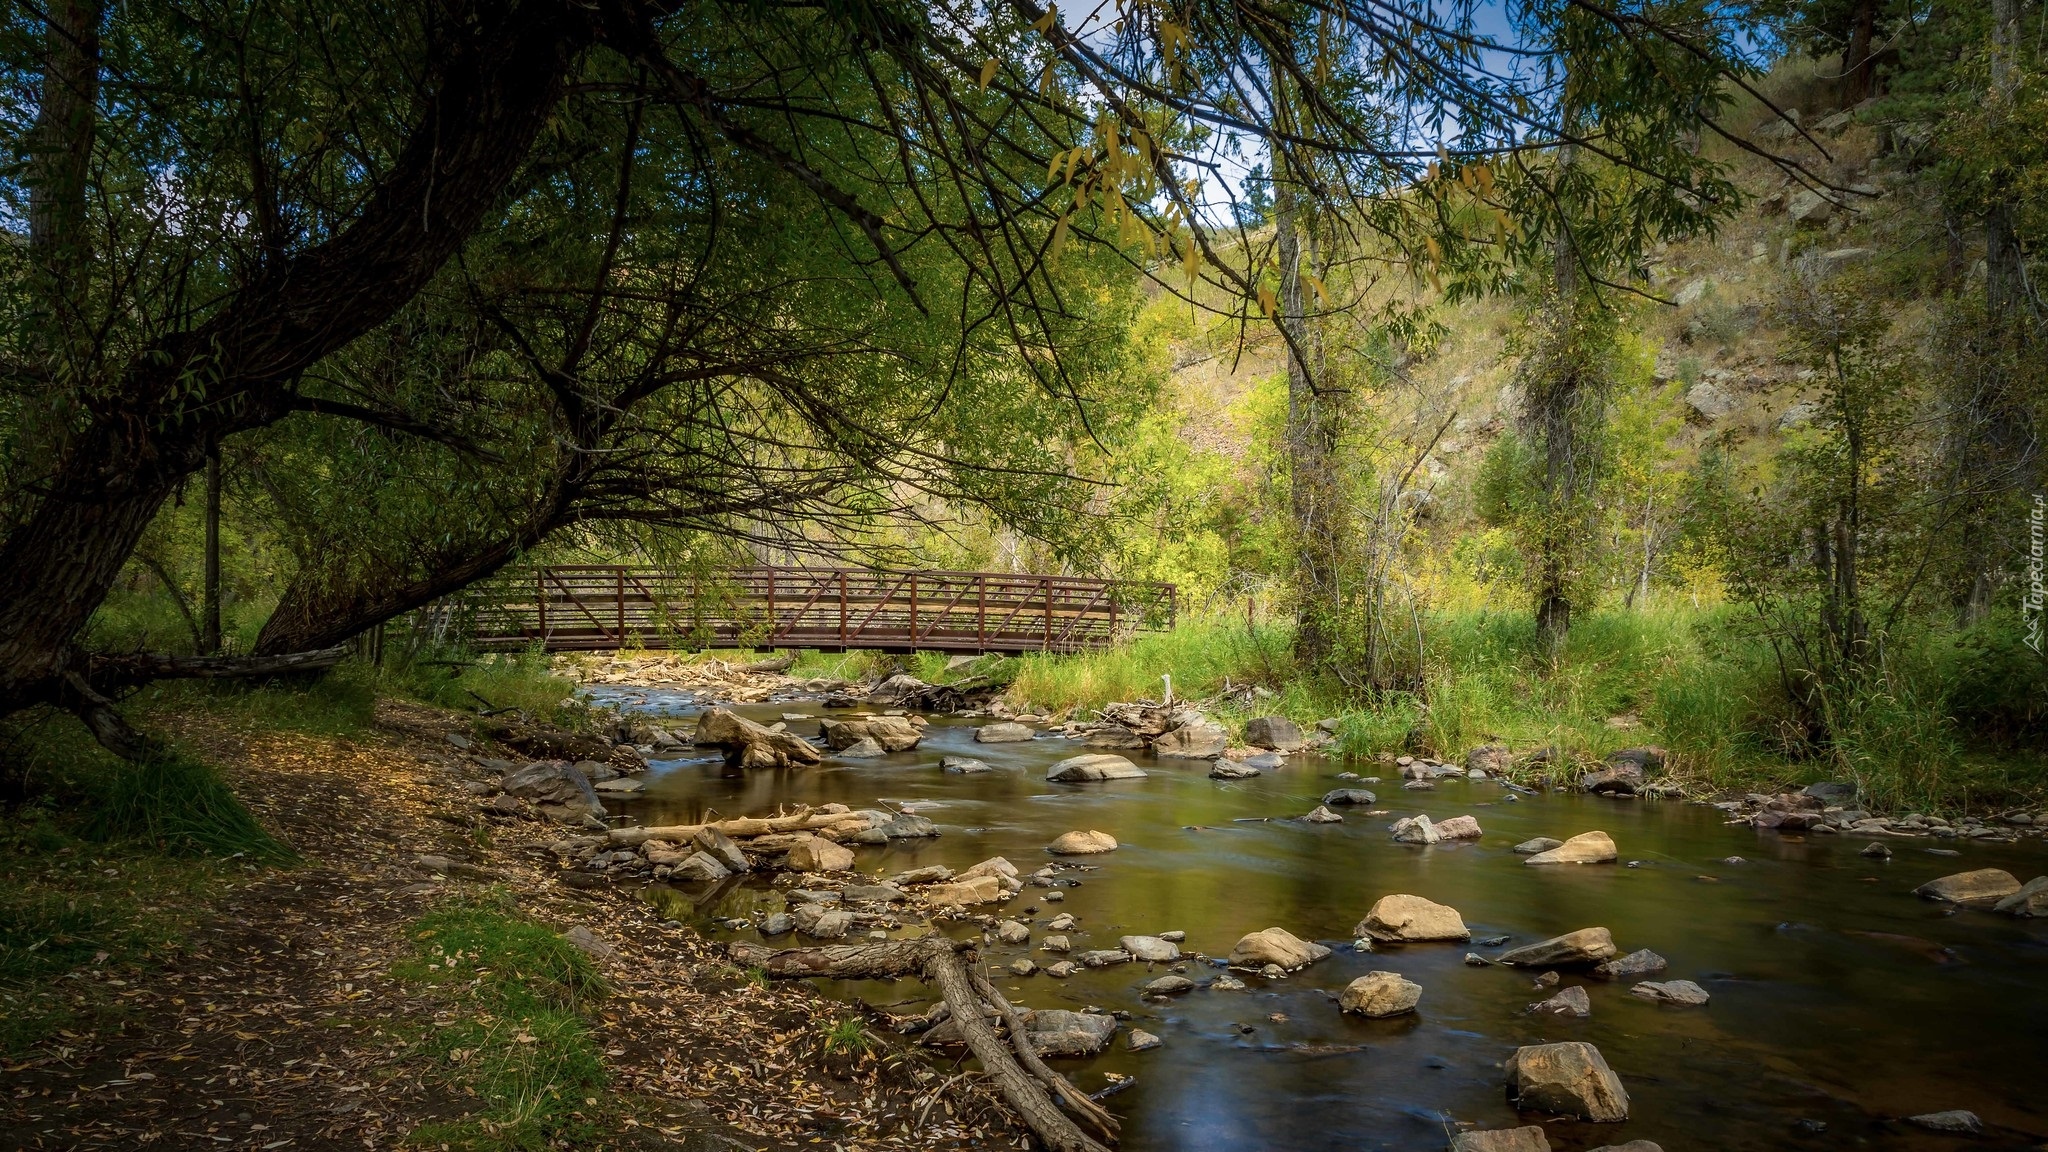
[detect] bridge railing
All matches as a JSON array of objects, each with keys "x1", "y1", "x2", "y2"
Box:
[{"x1": 454, "y1": 565, "x2": 1176, "y2": 654}]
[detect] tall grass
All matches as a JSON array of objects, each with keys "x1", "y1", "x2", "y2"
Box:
[{"x1": 396, "y1": 892, "x2": 609, "y2": 1150}]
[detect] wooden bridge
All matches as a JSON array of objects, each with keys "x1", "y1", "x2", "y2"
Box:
[{"x1": 455, "y1": 566, "x2": 1176, "y2": 654}]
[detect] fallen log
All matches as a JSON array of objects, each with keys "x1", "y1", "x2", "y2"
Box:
[
  {"x1": 608, "y1": 809, "x2": 858, "y2": 847},
  {"x1": 730, "y1": 936, "x2": 1116, "y2": 1152}
]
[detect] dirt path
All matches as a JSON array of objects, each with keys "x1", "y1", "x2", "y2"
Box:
[{"x1": 1, "y1": 700, "x2": 1024, "y2": 1152}]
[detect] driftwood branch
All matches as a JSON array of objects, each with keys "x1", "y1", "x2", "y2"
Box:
[
  {"x1": 731, "y1": 937, "x2": 1116, "y2": 1152},
  {"x1": 608, "y1": 808, "x2": 865, "y2": 847}
]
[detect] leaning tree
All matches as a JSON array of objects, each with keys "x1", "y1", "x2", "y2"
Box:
[{"x1": 1, "y1": 0, "x2": 1811, "y2": 748}]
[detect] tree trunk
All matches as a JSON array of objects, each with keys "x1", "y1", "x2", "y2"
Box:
[
  {"x1": 0, "y1": 1, "x2": 592, "y2": 724},
  {"x1": 1534, "y1": 113, "x2": 1581, "y2": 658},
  {"x1": 1840, "y1": 0, "x2": 1877, "y2": 108},
  {"x1": 203, "y1": 453, "x2": 222, "y2": 655}
]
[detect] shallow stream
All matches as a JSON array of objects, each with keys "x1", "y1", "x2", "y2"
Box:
[{"x1": 586, "y1": 687, "x2": 2048, "y2": 1152}]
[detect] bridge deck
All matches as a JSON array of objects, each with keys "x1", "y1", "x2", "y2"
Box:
[{"x1": 456, "y1": 566, "x2": 1175, "y2": 654}]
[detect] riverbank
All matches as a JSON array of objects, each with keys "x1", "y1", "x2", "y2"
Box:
[{"x1": 0, "y1": 690, "x2": 1026, "y2": 1151}]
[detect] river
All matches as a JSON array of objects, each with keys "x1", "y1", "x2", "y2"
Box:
[{"x1": 585, "y1": 687, "x2": 2048, "y2": 1151}]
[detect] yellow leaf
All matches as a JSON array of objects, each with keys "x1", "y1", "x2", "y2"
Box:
[
  {"x1": 1041, "y1": 61, "x2": 1057, "y2": 97},
  {"x1": 1302, "y1": 272, "x2": 1329, "y2": 306},
  {"x1": 1032, "y1": 4, "x2": 1059, "y2": 33},
  {"x1": 1047, "y1": 149, "x2": 1067, "y2": 183},
  {"x1": 978, "y1": 58, "x2": 999, "y2": 89},
  {"x1": 1050, "y1": 213, "x2": 1071, "y2": 263},
  {"x1": 1257, "y1": 285, "x2": 1276, "y2": 317},
  {"x1": 1424, "y1": 235, "x2": 1442, "y2": 265}
]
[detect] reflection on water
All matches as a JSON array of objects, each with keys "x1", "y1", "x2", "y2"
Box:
[{"x1": 589, "y1": 688, "x2": 2048, "y2": 1151}]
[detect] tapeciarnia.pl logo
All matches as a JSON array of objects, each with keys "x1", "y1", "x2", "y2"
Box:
[{"x1": 2027, "y1": 492, "x2": 2045, "y2": 654}]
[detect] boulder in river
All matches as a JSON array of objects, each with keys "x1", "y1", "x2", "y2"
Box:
[
  {"x1": 820, "y1": 715, "x2": 922, "y2": 752},
  {"x1": 1499, "y1": 927, "x2": 1617, "y2": 967},
  {"x1": 1048, "y1": 829, "x2": 1119, "y2": 855},
  {"x1": 1994, "y1": 875, "x2": 2048, "y2": 917},
  {"x1": 941, "y1": 755, "x2": 995, "y2": 774},
  {"x1": 1120, "y1": 935, "x2": 1181, "y2": 962},
  {"x1": 1592, "y1": 949, "x2": 1667, "y2": 980},
  {"x1": 672, "y1": 852, "x2": 732, "y2": 882},
  {"x1": 842, "y1": 883, "x2": 906, "y2": 903},
  {"x1": 1524, "y1": 831, "x2": 1618, "y2": 865},
  {"x1": 692, "y1": 708, "x2": 826, "y2": 768},
  {"x1": 836, "y1": 736, "x2": 886, "y2": 759},
  {"x1": 1301, "y1": 805, "x2": 1344, "y2": 824},
  {"x1": 1009, "y1": 957, "x2": 1037, "y2": 976},
  {"x1": 1451, "y1": 1127, "x2": 1552, "y2": 1152},
  {"x1": 1860, "y1": 841, "x2": 1892, "y2": 860},
  {"x1": 923, "y1": 875, "x2": 1003, "y2": 905},
  {"x1": 1022, "y1": 1008, "x2": 1118, "y2": 1057},
  {"x1": 1210, "y1": 761, "x2": 1261, "y2": 779},
  {"x1": 1078, "y1": 949, "x2": 1133, "y2": 967},
  {"x1": 1244, "y1": 716, "x2": 1305, "y2": 751},
  {"x1": 1391, "y1": 815, "x2": 1441, "y2": 844},
  {"x1": 1506, "y1": 1040, "x2": 1630, "y2": 1122},
  {"x1": 759, "y1": 912, "x2": 793, "y2": 936},
  {"x1": 1355, "y1": 894, "x2": 1471, "y2": 943},
  {"x1": 1083, "y1": 724, "x2": 1148, "y2": 749},
  {"x1": 1631, "y1": 979, "x2": 1710, "y2": 1006},
  {"x1": 1339, "y1": 971, "x2": 1422, "y2": 1017},
  {"x1": 1323, "y1": 788, "x2": 1378, "y2": 806},
  {"x1": 1047, "y1": 753, "x2": 1148, "y2": 782},
  {"x1": 1045, "y1": 961, "x2": 1079, "y2": 978},
  {"x1": 1529, "y1": 986, "x2": 1591, "y2": 1016},
  {"x1": 996, "y1": 919, "x2": 1031, "y2": 944},
  {"x1": 1228, "y1": 927, "x2": 1331, "y2": 972},
  {"x1": 1913, "y1": 868, "x2": 2021, "y2": 906},
  {"x1": 975, "y1": 721, "x2": 1036, "y2": 743},
  {"x1": 1154, "y1": 719, "x2": 1229, "y2": 759},
  {"x1": 1513, "y1": 836, "x2": 1563, "y2": 855},
  {"x1": 785, "y1": 836, "x2": 855, "y2": 872},
  {"x1": 1126, "y1": 1029, "x2": 1162, "y2": 1051},
  {"x1": 1436, "y1": 815, "x2": 1482, "y2": 840},
  {"x1": 1144, "y1": 975, "x2": 1196, "y2": 995}
]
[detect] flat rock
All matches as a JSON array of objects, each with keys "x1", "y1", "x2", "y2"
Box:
[
  {"x1": 1154, "y1": 720, "x2": 1229, "y2": 759},
  {"x1": 1127, "y1": 1028, "x2": 1162, "y2": 1051},
  {"x1": 1009, "y1": 957, "x2": 1038, "y2": 976},
  {"x1": 923, "y1": 875, "x2": 1003, "y2": 905},
  {"x1": 941, "y1": 755, "x2": 996, "y2": 774},
  {"x1": 1210, "y1": 761, "x2": 1261, "y2": 779},
  {"x1": 842, "y1": 883, "x2": 907, "y2": 903},
  {"x1": 1078, "y1": 949, "x2": 1133, "y2": 968},
  {"x1": 1301, "y1": 805, "x2": 1343, "y2": 824},
  {"x1": 1592, "y1": 949, "x2": 1667, "y2": 980},
  {"x1": 1914, "y1": 868, "x2": 2021, "y2": 906},
  {"x1": 592, "y1": 777, "x2": 645, "y2": 794},
  {"x1": 1391, "y1": 814, "x2": 1440, "y2": 844},
  {"x1": 975, "y1": 721, "x2": 1036, "y2": 743},
  {"x1": 836, "y1": 736, "x2": 886, "y2": 759},
  {"x1": 1041, "y1": 935, "x2": 1071, "y2": 953},
  {"x1": 1529, "y1": 986, "x2": 1591, "y2": 1016},
  {"x1": 786, "y1": 836, "x2": 855, "y2": 872},
  {"x1": 1083, "y1": 724, "x2": 1147, "y2": 748},
  {"x1": 1047, "y1": 754, "x2": 1147, "y2": 782},
  {"x1": 1631, "y1": 979, "x2": 1710, "y2": 1006},
  {"x1": 1499, "y1": 927, "x2": 1617, "y2": 967},
  {"x1": 820, "y1": 715, "x2": 921, "y2": 752},
  {"x1": 1120, "y1": 935, "x2": 1181, "y2": 962},
  {"x1": 1506, "y1": 1040, "x2": 1630, "y2": 1122},
  {"x1": 1436, "y1": 814, "x2": 1482, "y2": 840},
  {"x1": 1022, "y1": 1009, "x2": 1117, "y2": 1057},
  {"x1": 1143, "y1": 975, "x2": 1196, "y2": 995},
  {"x1": 672, "y1": 851, "x2": 732, "y2": 882},
  {"x1": 1244, "y1": 716, "x2": 1305, "y2": 751},
  {"x1": 1907, "y1": 1111, "x2": 1983, "y2": 1134},
  {"x1": 1994, "y1": 875, "x2": 2048, "y2": 917},
  {"x1": 1524, "y1": 831, "x2": 1618, "y2": 866},
  {"x1": 1355, "y1": 894, "x2": 1470, "y2": 943},
  {"x1": 796, "y1": 907, "x2": 853, "y2": 939},
  {"x1": 1513, "y1": 836, "x2": 1564, "y2": 855},
  {"x1": 1339, "y1": 971, "x2": 1422, "y2": 1017},
  {"x1": 1228, "y1": 927, "x2": 1331, "y2": 972},
  {"x1": 1045, "y1": 961, "x2": 1079, "y2": 978},
  {"x1": 890, "y1": 865, "x2": 953, "y2": 885},
  {"x1": 1322, "y1": 788, "x2": 1378, "y2": 806},
  {"x1": 1048, "y1": 829, "x2": 1119, "y2": 855},
  {"x1": 1452, "y1": 1127, "x2": 1551, "y2": 1152}
]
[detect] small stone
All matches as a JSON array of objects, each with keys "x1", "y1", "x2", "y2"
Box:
[
  {"x1": 1041, "y1": 935, "x2": 1071, "y2": 953},
  {"x1": 1464, "y1": 953, "x2": 1490, "y2": 966},
  {"x1": 564, "y1": 926, "x2": 613, "y2": 960},
  {"x1": 759, "y1": 912, "x2": 794, "y2": 936},
  {"x1": 1435, "y1": 814, "x2": 1482, "y2": 840},
  {"x1": 1860, "y1": 842, "x2": 1892, "y2": 860},
  {"x1": 1322, "y1": 789, "x2": 1378, "y2": 806},
  {"x1": 1631, "y1": 979, "x2": 1710, "y2": 1006},
  {"x1": 1390, "y1": 814, "x2": 1441, "y2": 844},
  {"x1": 786, "y1": 837, "x2": 856, "y2": 872},
  {"x1": 1126, "y1": 1029, "x2": 1162, "y2": 1052},
  {"x1": 1211, "y1": 974, "x2": 1248, "y2": 991},
  {"x1": 1078, "y1": 949, "x2": 1133, "y2": 967},
  {"x1": 1210, "y1": 761, "x2": 1262, "y2": 779},
  {"x1": 1228, "y1": 927, "x2": 1331, "y2": 971},
  {"x1": 1048, "y1": 829, "x2": 1119, "y2": 855},
  {"x1": 1159, "y1": 930, "x2": 1186, "y2": 942},
  {"x1": 1339, "y1": 971, "x2": 1422, "y2": 1017},
  {"x1": 1047, "y1": 753, "x2": 1147, "y2": 782},
  {"x1": 942, "y1": 756, "x2": 995, "y2": 774},
  {"x1": 672, "y1": 851, "x2": 733, "y2": 882},
  {"x1": 1534, "y1": 970, "x2": 1561, "y2": 988},
  {"x1": 836, "y1": 736, "x2": 886, "y2": 759},
  {"x1": 1355, "y1": 894, "x2": 1471, "y2": 943},
  {"x1": 1044, "y1": 890, "x2": 1065, "y2": 902},
  {"x1": 1592, "y1": 949, "x2": 1668, "y2": 981},
  {"x1": 1513, "y1": 837, "x2": 1564, "y2": 855},
  {"x1": 1009, "y1": 957, "x2": 1038, "y2": 976},
  {"x1": 1301, "y1": 805, "x2": 1344, "y2": 824},
  {"x1": 1046, "y1": 961, "x2": 1079, "y2": 978},
  {"x1": 1529, "y1": 986, "x2": 1591, "y2": 1016},
  {"x1": 1144, "y1": 975, "x2": 1196, "y2": 995},
  {"x1": 976, "y1": 721, "x2": 1036, "y2": 743},
  {"x1": 996, "y1": 920, "x2": 1031, "y2": 945}
]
